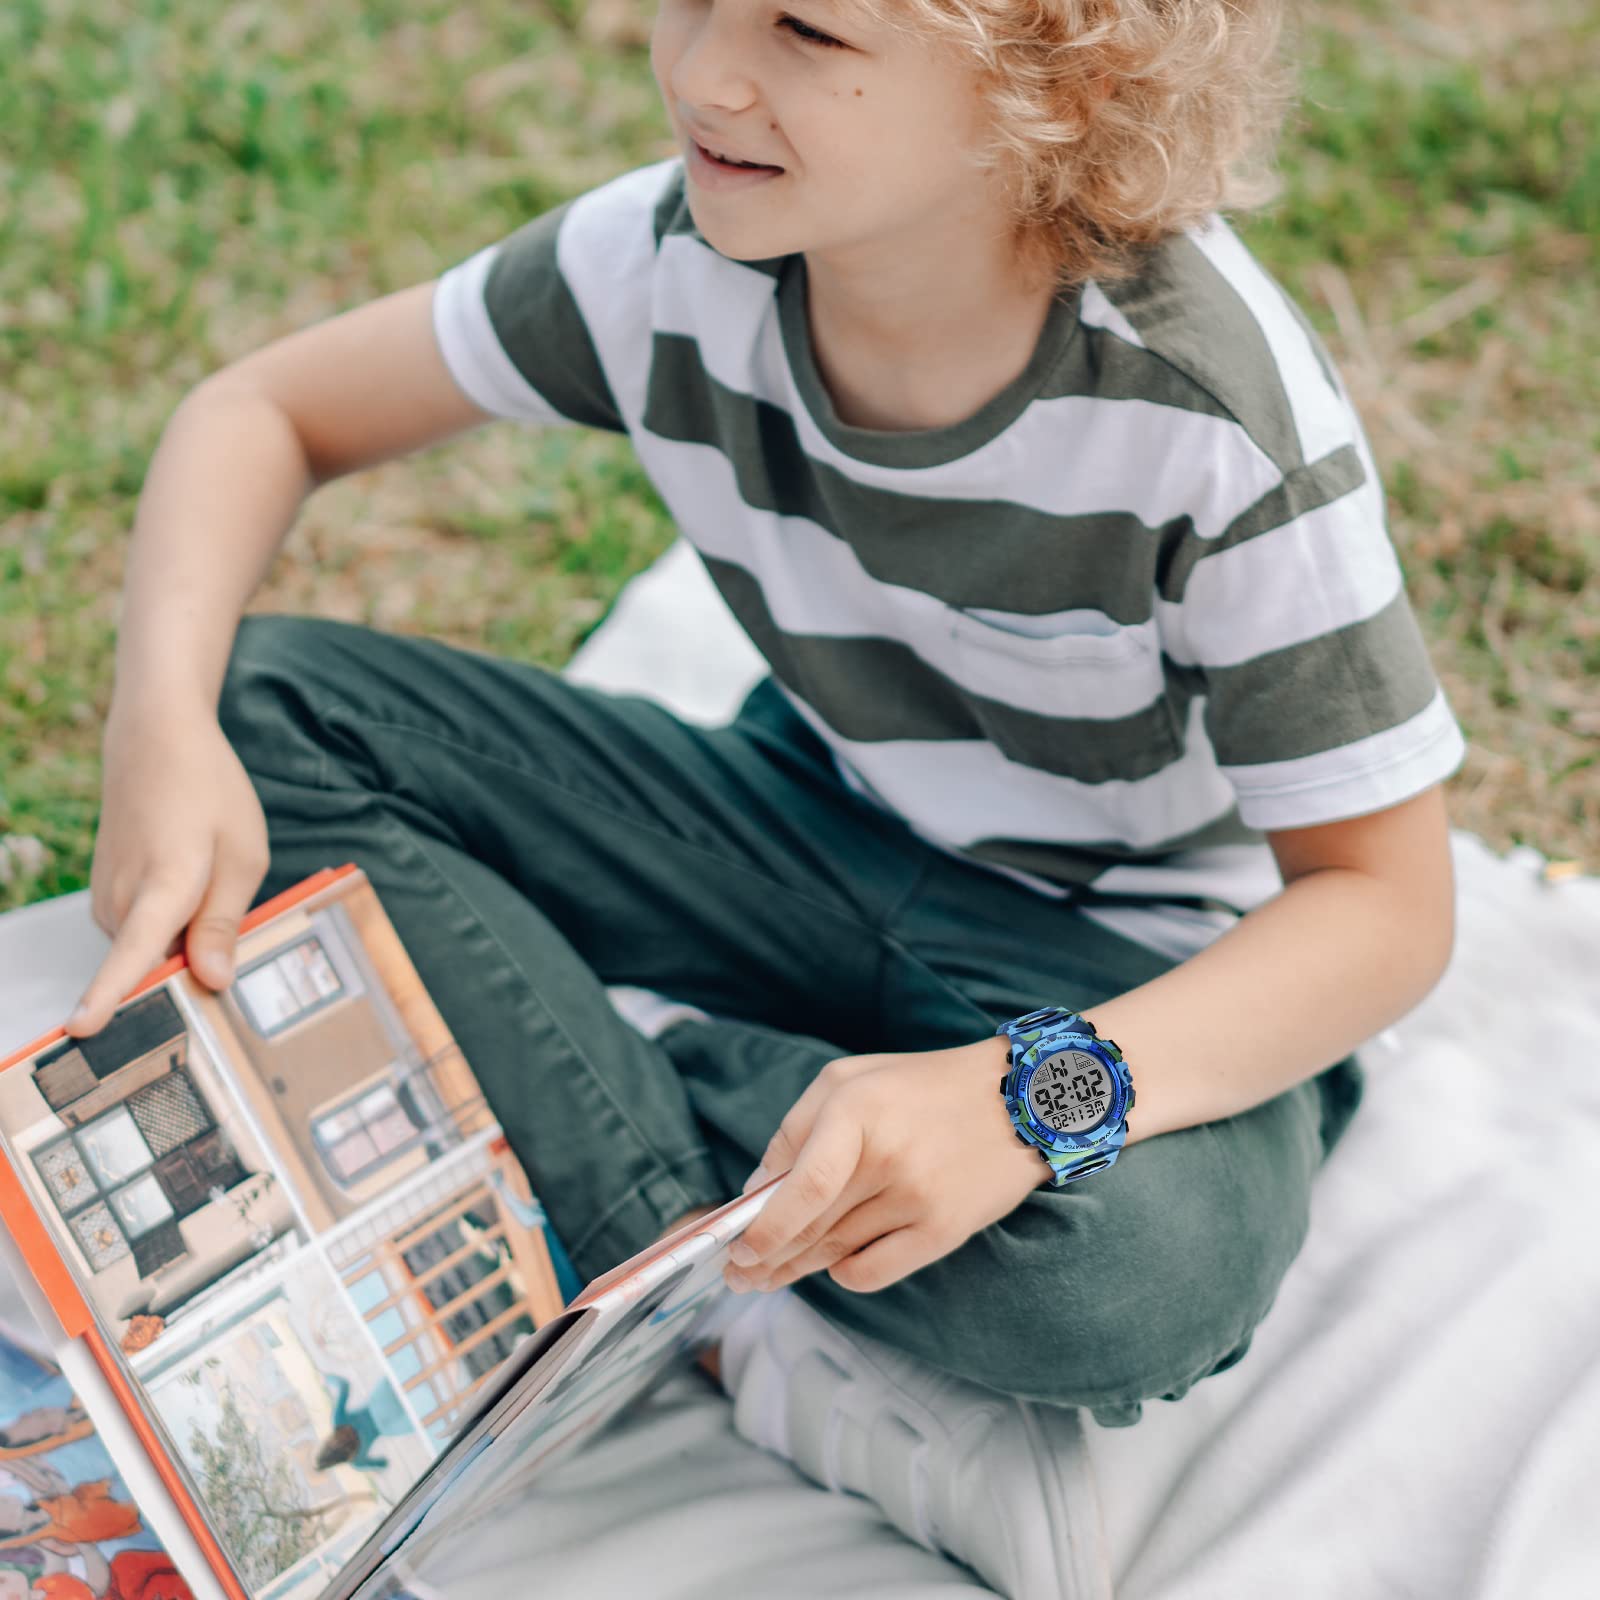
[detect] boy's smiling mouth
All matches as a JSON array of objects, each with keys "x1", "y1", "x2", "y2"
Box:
[
  {"x1": 683, "y1": 116, "x2": 784, "y2": 171},
  {"x1": 687, "y1": 137, "x2": 787, "y2": 188}
]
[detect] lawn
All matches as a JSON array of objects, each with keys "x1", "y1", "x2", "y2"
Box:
[{"x1": 2, "y1": 0, "x2": 1596, "y2": 910}]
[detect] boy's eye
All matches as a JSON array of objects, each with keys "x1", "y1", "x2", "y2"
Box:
[{"x1": 780, "y1": 13, "x2": 846, "y2": 49}]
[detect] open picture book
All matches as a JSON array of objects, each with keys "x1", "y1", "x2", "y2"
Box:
[{"x1": 0, "y1": 865, "x2": 773, "y2": 1600}]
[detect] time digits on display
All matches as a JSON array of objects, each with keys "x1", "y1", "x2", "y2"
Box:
[{"x1": 1031, "y1": 1056, "x2": 1108, "y2": 1129}]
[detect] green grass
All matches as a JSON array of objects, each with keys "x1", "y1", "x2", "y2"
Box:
[{"x1": 2, "y1": 0, "x2": 1597, "y2": 909}]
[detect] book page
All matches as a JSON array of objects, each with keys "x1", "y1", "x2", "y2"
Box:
[{"x1": 338, "y1": 1187, "x2": 774, "y2": 1597}]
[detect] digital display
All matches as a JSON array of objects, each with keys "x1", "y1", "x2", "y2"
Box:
[{"x1": 1025, "y1": 1049, "x2": 1112, "y2": 1135}]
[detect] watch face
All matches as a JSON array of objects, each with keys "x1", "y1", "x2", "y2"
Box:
[{"x1": 1025, "y1": 1048, "x2": 1114, "y2": 1136}]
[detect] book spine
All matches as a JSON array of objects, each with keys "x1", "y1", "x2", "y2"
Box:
[{"x1": 60, "y1": 1332, "x2": 239, "y2": 1600}]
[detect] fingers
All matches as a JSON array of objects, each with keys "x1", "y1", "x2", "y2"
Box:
[
  {"x1": 727, "y1": 1181, "x2": 861, "y2": 1289},
  {"x1": 66, "y1": 876, "x2": 203, "y2": 1037},
  {"x1": 184, "y1": 841, "x2": 268, "y2": 990},
  {"x1": 730, "y1": 1102, "x2": 865, "y2": 1271},
  {"x1": 66, "y1": 825, "x2": 263, "y2": 1034},
  {"x1": 743, "y1": 1054, "x2": 870, "y2": 1193},
  {"x1": 826, "y1": 1225, "x2": 941, "y2": 1295},
  {"x1": 737, "y1": 1192, "x2": 912, "y2": 1293}
]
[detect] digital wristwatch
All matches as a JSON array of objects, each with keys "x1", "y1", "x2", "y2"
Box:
[{"x1": 995, "y1": 1007, "x2": 1135, "y2": 1187}]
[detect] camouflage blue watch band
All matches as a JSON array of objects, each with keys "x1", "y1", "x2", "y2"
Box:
[{"x1": 996, "y1": 1006, "x2": 1135, "y2": 1188}]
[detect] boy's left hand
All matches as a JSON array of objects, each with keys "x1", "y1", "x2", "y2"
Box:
[{"x1": 723, "y1": 1037, "x2": 1049, "y2": 1296}]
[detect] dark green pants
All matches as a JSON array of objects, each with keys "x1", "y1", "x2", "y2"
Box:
[{"x1": 217, "y1": 614, "x2": 1362, "y2": 1429}]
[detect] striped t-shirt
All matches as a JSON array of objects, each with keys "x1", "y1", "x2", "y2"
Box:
[{"x1": 431, "y1": 156, "x2": 1468, "y2": 962}]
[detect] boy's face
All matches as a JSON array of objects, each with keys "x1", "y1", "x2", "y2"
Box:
[{"x1": 651, "y1": 0, "x2": 1000, "y2": 273}]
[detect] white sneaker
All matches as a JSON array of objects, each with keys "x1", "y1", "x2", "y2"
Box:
[
  {"x1": 606, "y1": 984, "x2": 711, "y2": 1039},
  {"x1": 717, "y1": 1287, "x2": 1113, "y2": 1600}
]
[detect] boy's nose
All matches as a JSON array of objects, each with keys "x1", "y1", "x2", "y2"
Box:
[{"x1": 666, "y1": 14, "x2": 762, "y2": 112}]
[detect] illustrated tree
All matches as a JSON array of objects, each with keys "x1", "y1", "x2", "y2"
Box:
[{"x1": 187, "y1": 1381, "x2": 373, "y2": 1590}]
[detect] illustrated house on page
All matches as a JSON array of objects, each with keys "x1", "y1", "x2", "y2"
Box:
[
  {"x1": 188, "y1": 885, "x2": 497, "y2": 1235},
  {"x1": 135, "y1": 1249, "x2": 438, "y2": 1600},
  {"x1": 7, "y1": 986, "x2": 295, "y2": 1334},
  {"x1": 178, "y1": 872, "x2": 567, "y2": 1433},
  {"x1": 322, "y1": 1136, "x2": 565, "y2": 1445},
  {"x1": 0, "y1": 865, "x2": 564, "y2": 1417}
]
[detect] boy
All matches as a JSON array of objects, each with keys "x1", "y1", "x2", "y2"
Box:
[{"x1": 68, "y1": 0, "x2": 1460, "y2": 1456}]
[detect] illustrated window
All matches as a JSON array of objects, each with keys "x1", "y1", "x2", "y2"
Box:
[
  {"x1": 234, "y1": 935, "x2": 345, "y2": 1038},
  {"x1": 31, "y1": 1070, "x2": 245, "y2": 1278},
  {"x1": 311, "y1": 1083, "x2": 424, "y2": 1185}
]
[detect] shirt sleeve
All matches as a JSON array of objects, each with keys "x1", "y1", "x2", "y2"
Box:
[
  {"x1": 1166, "y1": 440, "x2": 1469, "y2": 832},
  {"x1": 430, "y1": 159, "x2": 679, "y2": 433}
]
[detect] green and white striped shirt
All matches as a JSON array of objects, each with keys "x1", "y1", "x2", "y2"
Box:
[{"x1": 432, "y1": 156, "x2": 1467, "y2": 961}]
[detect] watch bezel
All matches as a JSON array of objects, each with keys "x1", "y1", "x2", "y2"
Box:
[{"x1": 1009, "y1": 1034, "x2": 1129, "y2": 1154}]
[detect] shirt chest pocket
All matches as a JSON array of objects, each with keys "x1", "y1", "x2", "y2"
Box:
[{"x1": 942, "y1": 608, "x2": 1183, "y2": 779}]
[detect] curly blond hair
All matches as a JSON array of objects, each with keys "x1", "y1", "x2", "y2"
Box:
[{"x1": 848, "y1": 0, "x2": 1297, "y2": 288}]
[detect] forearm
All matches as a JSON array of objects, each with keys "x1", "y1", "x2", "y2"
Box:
[
  {"x1": 733, "y1": 854, "x2": 1458, "y2": 1297},
  {"x1": 1081, "y1": 868, "x2": 1455, "y2": 1147},
  {"x1": 114, "y1": 378, "x2": 314, "y2": 720}
]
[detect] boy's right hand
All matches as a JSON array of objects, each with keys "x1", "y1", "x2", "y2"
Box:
[{"x1": 66, "y1": 707, "x2": 269, "y2": 1038}]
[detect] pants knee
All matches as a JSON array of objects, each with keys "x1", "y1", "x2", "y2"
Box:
[
  {"x1": 979, "y1": 1106, "x2": 1316, "y2": 1413},
  {"x1": 812, "y1": 1106, "x2": 1314, "y2": 1417},
  {"x1": 217, "y1": 613, "x2": 361, "y2": 786}
]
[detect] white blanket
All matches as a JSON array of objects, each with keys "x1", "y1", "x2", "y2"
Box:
[{"x1": 3, "y1": 539, "x2": 1596, "y2": 1597}]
